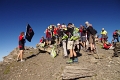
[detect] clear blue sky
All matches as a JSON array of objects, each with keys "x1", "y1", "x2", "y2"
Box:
[{"x1": 0, "y1": 0, "x2": 120, "y2": 61}]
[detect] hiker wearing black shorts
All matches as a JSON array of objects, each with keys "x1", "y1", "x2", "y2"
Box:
[{"x1": 17, "y1": 32, "x2": 25, "y2": 62}]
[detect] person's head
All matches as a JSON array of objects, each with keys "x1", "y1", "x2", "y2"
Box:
[
  {"x1": 79, "y1": 25, "x2": 83, "y2": 29},
  {"x1": 57, "y1": 23, "x2": 60, "y2": 27},
  {"x1": 20, "y1": 32, "x2": 25, "y2": 36},
  {"x1": 67, "y1": 23, "x2": 72, "y2": 27},
  {"x1": 102, "y1": 28, "x2": 104, "y2": 31},
  {"x1": 42, "y1": 36, "x2": 44, "y2": 39},
  {"x1": 115, "y1": 30, "x2": 118, "y2": 32},
  {"x1": 85, "y1": 21, "x2": 89, "y2": 26}
]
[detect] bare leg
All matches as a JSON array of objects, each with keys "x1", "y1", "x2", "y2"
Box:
[
  {"x1": 70, "y1": 49, "x2": 73, "y2": 57},
  {"x1": 73, "y1": 49, "x2": 77, "y2": 56},
  {"x1": 20, "y1": 50, "x2": 24, "y2": 61},
  {"x1": 90, "y1": 43, "x2": 93, "y2": 51},
  {"x1": 17, "y1": 52, "x2": 20, "y2": 60}
]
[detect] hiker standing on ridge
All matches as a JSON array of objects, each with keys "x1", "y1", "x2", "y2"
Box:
[
  {"x1": 79, "y1": 25, "x2": 87, "y2": 51},
  {"x1": 45, "y1": 27, "x2": 51, "y2": 45},
  {"x1": 85, "y1": 21, "x2": 97, "y2": 53},
  {"x1": 17, "y1": 32, "x2": 25, "y2": 62},
  {"x1": 66, "y1": 23, "x2": 78, "y2": 64},
  {"x1": 101, "y1": 28, "x2": 108, "y2": 43},
  {"x1": 112, "y1": 30, "x2": 119, "y2": 42},
  {"x1": 62, "y1": 30, "x2": 68, "y2": 58}
]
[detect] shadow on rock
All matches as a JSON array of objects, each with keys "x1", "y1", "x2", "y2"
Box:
[
  {"x1": 76, "y1": 52, "x2": 82, "y2": 57},
  {"x1": 38, "y1": 49, "x2": 47, "y2": 53},
  {"x1": 25, "y1": 49, "x2": 49, "y2": 60},
  {"x1": 26, "y1": 54, "x2": 37, "y2": 60}
]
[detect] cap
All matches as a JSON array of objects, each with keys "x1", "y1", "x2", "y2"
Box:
[
  {"x1": 85, "y1": 21, "x2": 89, "y2": 24},
  {"x1": 57, "y1": 23, "x2": 60, "y2": 26},
  {"x1": 102, "y1": 28, "x2": 104, "y2": 30}
]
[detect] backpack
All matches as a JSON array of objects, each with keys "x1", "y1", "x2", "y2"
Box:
[
  {"x1": 117, "y1": 30, "x2": 120, "y2": 36},
  {"x1": 89, "y1": 26, "x2": 97, "y2": 35},
  {"x1": 113, "y1": 31, "x2": 117, "y2": 36},
  {"x1": 93, "y1": 29, "x2": 97, "y2": 35}
]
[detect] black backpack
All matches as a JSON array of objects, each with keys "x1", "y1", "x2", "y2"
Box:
[
  {"x1": 89, "y1": 26, "x2": 97, "y2": 35},
  {"x1": 92, "y1": 28, "x2": 97, "y2": 35}
]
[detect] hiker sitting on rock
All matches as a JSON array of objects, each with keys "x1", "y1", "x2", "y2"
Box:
[
  {"x1": 103, "y1": 42, "x2": 114, "y2": 50},
  {"x1": 39, "y1": 36, "x2": 46, "y2": 47}
]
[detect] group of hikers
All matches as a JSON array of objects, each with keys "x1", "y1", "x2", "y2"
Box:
[{"x1": 17, "y1": 21, "x2": 120, "y2": 63}]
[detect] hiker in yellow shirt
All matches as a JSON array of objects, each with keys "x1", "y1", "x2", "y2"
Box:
[{"x1": 101, "y1": 28, "x2": 108, "y2": 43}]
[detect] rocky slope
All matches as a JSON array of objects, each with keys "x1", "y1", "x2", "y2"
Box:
[{"x1": 0, "y1": 44, "x2": 120, "y2": 80}]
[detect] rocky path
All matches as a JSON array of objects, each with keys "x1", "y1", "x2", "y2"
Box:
[{"x1": 0, "y1": 45, "x2": 120, "y2": 80}]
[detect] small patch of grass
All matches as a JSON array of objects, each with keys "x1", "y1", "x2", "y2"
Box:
[
  {"x1": 3, "y1": 65, "x2": 10, "y2": 74},
  {"x1": 30, "y1": 51, "x2": 33, "y2": 54},
  {"x1": 3, "y1": 63, "x2": 15, "y2": 74}
]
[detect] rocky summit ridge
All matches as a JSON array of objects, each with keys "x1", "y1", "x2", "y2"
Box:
[{"x1": 0, "y1": 43, "x2": 120, "y2": 80}]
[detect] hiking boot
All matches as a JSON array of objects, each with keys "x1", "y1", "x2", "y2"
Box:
[
  {"x1": 112, "y1": 54, "x2": 118, "y2": 57},
  {"x1": 20, "y1": 60, "x2": 25, "y2": 62},
  {"x1": 88, "y1": 51, "x2": 93, "y2": 55},
  {"x1": 82, "y1": 48, "x2": 86, "y2": 52},
  {"x1": 93, "y1": 49, "x2": 97, "y2": 54},
  {"x1": 66, "y1": 59, "x2": 73, "y2": 64},
  {"x1": 63, "y1": 56, "x2": 69, "y2": 59},
  {"x1": 17, "y1": 59, "x2": 20, "y2": 62},
  {"x1": 85, "y1": 49, "x2": 88, "y2": 52},
  {"x1": 73, "y1": 57, "x2": 78, "y2": 62}
]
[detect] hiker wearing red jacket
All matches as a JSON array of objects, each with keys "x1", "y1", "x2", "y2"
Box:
[
  {"x1": 46, "y1": 28, "x2": 51, "y2": 45},
  {"x1": 79, "y1": 25, "x2": 87, "y2": 50},
  {"x1": 103, "y1": 42, "x2": 114, "y2": 50},
  {"x1": 17, "y1": 32, "x2": 25, "y2": 62}
]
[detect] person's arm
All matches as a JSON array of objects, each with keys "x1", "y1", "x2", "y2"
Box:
[
  {"x1": 19, "y1": 35, "x2": 23, "y2": 41},
  {"x1": 101, "y1": 31, "x2": 102, "y2": 34},
  {"x1": 19, "y1": 35, "x2": 25, "y2": 46},
  {"x1": 105, "y1": 31, "x2": 107, "y2": 35}
]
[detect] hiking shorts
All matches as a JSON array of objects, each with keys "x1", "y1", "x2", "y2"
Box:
[
  {"x1": 101, "y1": 35, "x2": 107, "y2": 39},
  {"x1": 89, "y1": 34, "x2": 95, "y2": 44},
  {"x1": 74, "y1": 40, "x2": 79, "y2": 45},
  {"x1": 47, "y1": 37, "x2": 51, "y2": 41},
  {"x1": 19, "y1": 45, "x2": 25, "y2": 50},
  {"x1": 67, "y1": 41, "x2": 75, "y2": 49},
  {"x1": 81, "y1": 36, "x2": 86, "y2": 42}
]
